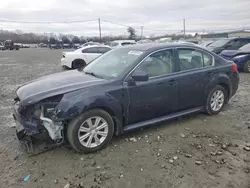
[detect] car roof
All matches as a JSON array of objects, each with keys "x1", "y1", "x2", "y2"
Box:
[
  {"x1": 112, "y1": 40, "x2": 136, "y2": 44},
  {"x1": 118, "y1": 43, "x2": 198, "y2": 52},
  {"x1": 79, "y1": 44, "x2": 111, "y2": 50}
]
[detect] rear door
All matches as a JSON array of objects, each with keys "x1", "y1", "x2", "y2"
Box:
[
  {"x1": 124, "y1": 49, "x2": 179, "y2": 124},
  {"x1": 82, "y1": 47, "x2": 101, "y2": 63},
  {"x1": 175, "y1": 47, "x2": 215, "y2": 110}
]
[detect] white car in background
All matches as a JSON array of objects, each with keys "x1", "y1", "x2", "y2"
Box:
[
  {"x1": 61, "y1": 45, "x2": 111, "y2": 69},
  {"x1": 106, "y1": 40, "x2": 136, "y2": 47}
]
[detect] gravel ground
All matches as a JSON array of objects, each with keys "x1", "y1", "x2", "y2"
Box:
[{"x1": 0, "y1": 48, "x2": 249, "y2": 188}]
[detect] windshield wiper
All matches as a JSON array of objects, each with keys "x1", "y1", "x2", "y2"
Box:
[{"x1": 84, "y1": 71, "x2": 103, "y2": 79}]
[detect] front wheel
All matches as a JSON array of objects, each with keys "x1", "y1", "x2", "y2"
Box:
[
  {"x1": 67, "y1": 109, "x2": 114, "y2": 153},
  {"x1": 205, "y1": 85, "x2": 227, "y2": 115},
  {"x1": 244, "y1": 61, "x2": 250, "y2": 73}
]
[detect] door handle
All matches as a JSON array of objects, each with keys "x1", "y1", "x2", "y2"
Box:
[{"x1": 168, "y1": 79, "x2": 177, "y2": 87}]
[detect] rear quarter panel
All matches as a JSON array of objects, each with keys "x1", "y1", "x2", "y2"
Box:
[{"x1": 207, "y1": 56, "x2": 239, "y2": 99}]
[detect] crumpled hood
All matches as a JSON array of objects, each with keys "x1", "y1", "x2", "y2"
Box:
[
  {"x1": 220, "y1": 50, "x2": 238, "y2": 56},
  {"x1": 206, "y1": 46, "x2": 224, "y2": 54},
  {"x1": 220, "y1": 50, "x2": 250, "y2": 57},
  {"x1": 16, "y1": 70, "x2": 106, "y2": 106}
]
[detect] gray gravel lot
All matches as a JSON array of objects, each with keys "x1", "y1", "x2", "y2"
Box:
[{"x1": 0, "y1": 48, "x2": 249, "y2": 188}]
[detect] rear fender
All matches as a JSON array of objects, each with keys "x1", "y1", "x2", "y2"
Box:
[{"x1": 205, "y1": 73, "x2": 232, "y2": 99}]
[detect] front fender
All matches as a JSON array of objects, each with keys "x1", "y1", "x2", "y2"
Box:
[{"x1": 55, "y1": 88, "x2": 123, "y2": 128}]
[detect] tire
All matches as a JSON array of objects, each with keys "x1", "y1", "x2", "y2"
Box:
[
  {"x1": 67, "y1": 109, "x2": 114, "y2": 153},
  {"x1": 244, "y1": 61, "x2": 250, "y2": 73},
  {"x1": 205, "y1": 85, "x2": 227, "y2": 115},
  {"x1": 72, "y1": 59, "x2": 86, "y2": 69}
]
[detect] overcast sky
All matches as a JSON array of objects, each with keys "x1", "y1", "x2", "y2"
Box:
[{"x1": 0, "y1": 0, "x2": 250, "y2": 36}]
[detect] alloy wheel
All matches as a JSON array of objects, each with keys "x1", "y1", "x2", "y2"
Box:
[
  {"x1": 78, "y1": 116, "x2": 108, "y2": 148},
  {"x1": 210, "y1": 90, "x2": 225, "y2": 112},
  {"x1": 248, "y1": 63, "x2": 250, "y2": 72}
]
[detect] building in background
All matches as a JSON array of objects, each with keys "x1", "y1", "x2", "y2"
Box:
[{"x1": 196, "y1": 30, "x2": 250, "y2": 39}]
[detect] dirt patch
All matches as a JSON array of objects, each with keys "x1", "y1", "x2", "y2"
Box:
[{"x1": 0, "y1": 49, "x2": 249, "y2": 188}]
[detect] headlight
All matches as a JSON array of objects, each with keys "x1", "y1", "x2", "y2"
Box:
[{"x1": 234, "y1": 54, "x2": 248, "y2": 59}]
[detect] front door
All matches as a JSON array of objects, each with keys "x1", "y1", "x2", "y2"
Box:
[
  {"x1": 124, "y1": 49, "x2": 179, "y2": 125},
  {"x1": 175, "y1": 48, "x2": 215, "y2": 110}
]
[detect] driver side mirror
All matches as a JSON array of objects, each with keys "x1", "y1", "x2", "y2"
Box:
[{"x1": 131, "y1": 70, "x2": 149, "y2": 82}]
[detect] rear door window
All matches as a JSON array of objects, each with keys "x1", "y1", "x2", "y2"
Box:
[
  {"x1": 177, "y1": 48, "x2": 214, "y2": 71},
  {"x1": 82, "y1": 47, "x2": 99, "y2": 53},
  {"x1": 98, "y1": 47, "x2": 111, "y2": 53}
]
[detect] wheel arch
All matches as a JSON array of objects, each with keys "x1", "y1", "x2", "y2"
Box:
[
  {"x1": 206, "y1": 73, "x2": 232, "y2": 102},
  {"x1": 218, "y1": 82, "x2": 230, "y2": 102},
  {"x1": 83, "y1": 106, "x2": 122, "y2": 136}
]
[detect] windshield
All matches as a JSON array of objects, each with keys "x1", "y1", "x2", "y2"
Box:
[
  {"x1": 239, "y1": 43, "x2": 250, "y2": 51},
  {"x1": 83, "y1": 48, "x2": 144, "y2": 79},
  {"x1": 208, "y1": 39, "x2": 230, "y2": 47}
]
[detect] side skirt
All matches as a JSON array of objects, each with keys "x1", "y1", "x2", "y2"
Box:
[{"x1": 123, "y1": 107, "x2": 204, "y2": 132}]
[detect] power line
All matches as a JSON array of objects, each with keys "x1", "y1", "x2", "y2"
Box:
[
  {"x1": 102, "y1": 19, "x2": 140, "y2": 29},
  {"x1": 143, "y1": 28, "x2": 181, "y2": 32},
  {"x1": 1, "y1": 18, "x2": 250, "y2": 34},
  {"x1": 0, "y1": 19, "x2": 98, "y2": 24},
  {"x1": 102, "y1": 19, "x2": 181, "y2": 32}
]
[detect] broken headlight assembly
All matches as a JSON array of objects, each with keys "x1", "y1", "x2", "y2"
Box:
[
  {"x1": 33, "y1": 95, "x2": 63, "y2": 120},
  {"x1": 33, "y1": 95, "x2": 64, "y2": 141},
  {"x1": 40, "y1": 103, "x2": 60, "y2": 121}
]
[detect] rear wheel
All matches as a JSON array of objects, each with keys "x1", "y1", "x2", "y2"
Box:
[
  {"x1": 244, "y1": 61, "x2": 250, "y2": 73},
  {"x1": 72, "y1": 59, "x2": 86, "y2": 69},
  {"x1": 205, "y1": 85, "x2": 227, "y2": 115},
  {"x1": 67, "y1": 109, "x2": 114, "y2": 153}
]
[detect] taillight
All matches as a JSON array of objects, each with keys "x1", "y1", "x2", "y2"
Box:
[{"x1": 232, "y1": 63, "x2": 238, "y2": 72}]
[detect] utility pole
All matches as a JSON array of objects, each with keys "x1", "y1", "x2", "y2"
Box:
[
  {"x1": 183, "y1": 18, "x2": 186, "y2": 39},
  {"x1": 140, "y1": 26, "x2": 144, "y2": 40},
  {"x1": 98, "y1": 18, "x2": 102, "y2": 42}
]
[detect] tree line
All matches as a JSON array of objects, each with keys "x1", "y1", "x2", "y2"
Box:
[{"x1": 0, "y1": 27, "x2": 192, "y2": 44}]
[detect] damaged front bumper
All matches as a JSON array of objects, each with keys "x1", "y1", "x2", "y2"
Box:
[{"x1": 13, "y1": 102, "x2": 64, "y2": 154}]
